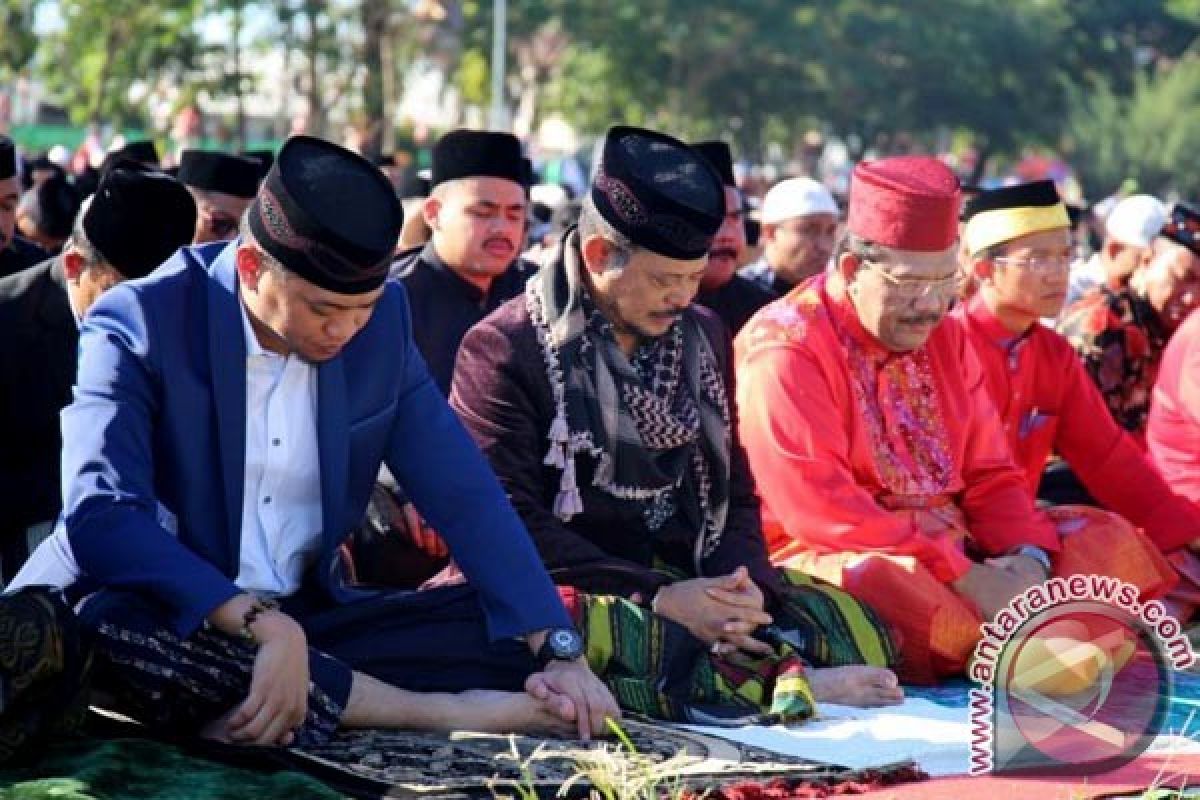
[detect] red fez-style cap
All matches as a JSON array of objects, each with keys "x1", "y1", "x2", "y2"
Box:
[{"x1": 846, "y1": 155, "x2": 961, "y2": 251}]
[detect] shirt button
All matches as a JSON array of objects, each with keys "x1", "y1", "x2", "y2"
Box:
[
  {"x1": 272, "y1": 438, "x2": 281, "y2": 447},
  {"x1": 263, "y1": 496, "x2": 272, "y2": 505}
]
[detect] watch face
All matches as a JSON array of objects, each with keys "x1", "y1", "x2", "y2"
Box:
[{"x1": 550, "y1": 628, "x2": 583, "y2": 659}]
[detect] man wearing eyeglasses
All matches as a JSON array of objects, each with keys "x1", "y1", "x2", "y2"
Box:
[
  {"x1": 957, "y1": 181, "x2": 1200, "y2": 612},
  {"x1": 177, "y1": 150, "x2": 261, "y2": 245},
  {"x1": 734, "y1": 157, "x2": 1178, "y2": 684}
]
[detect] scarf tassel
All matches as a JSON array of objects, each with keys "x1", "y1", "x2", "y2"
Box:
[
  {"x1": 553, "y1": 455, "x2": 584, "y2": 520},
  {"x1": 549, "y1": 412, "x2": 570, "y2": 444},
  {"x1": 543, "y1": 443, "x2": 567, "y2": 469},
  {"x1": 543, "y1": 412, "x2": 571, "y2": 469}
]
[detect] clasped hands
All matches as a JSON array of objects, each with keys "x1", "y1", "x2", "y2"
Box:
[{"x1": 642, "y1": 565, "x2": 774, "y2": 658}]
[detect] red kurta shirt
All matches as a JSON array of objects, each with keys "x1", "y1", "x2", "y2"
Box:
[
  {"x1": 734, "y1": 273, "x2": 1058, "y2": 585},
  {"x1": 956, "y1": 294, "x2": 1199, "y2": 553},
  {"x1": 1149, "y1": 308, "x2": 1200, "y2": 505}
]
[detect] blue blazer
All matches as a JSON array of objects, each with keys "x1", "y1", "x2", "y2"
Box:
[{"x1": 62, "y1": 241, "x2": 570, "y2": 639}]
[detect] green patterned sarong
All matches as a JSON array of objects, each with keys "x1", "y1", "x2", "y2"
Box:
[{"x1": 558, "y1": 570, "x2": 897, "y2": 726}]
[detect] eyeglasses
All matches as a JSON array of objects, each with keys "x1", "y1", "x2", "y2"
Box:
[
  {"x1": 991, "y1": 255, "x2": 1071, "y2": 275},
  {"x1": 860, "y1": 259, "x2": 966, "y2": 301},
  {"x1": 203, "y1": 213, "x2": 238, "y2": 240}
]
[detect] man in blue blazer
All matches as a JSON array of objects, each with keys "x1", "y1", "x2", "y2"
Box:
[{"x1": 43, "y1": 136, "x2": 617, "y2": 746}]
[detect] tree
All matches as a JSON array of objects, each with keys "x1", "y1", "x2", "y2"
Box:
[
  {"x1": 1067, "y1": 55, "x2": 1200, "y2": 200},
  {"x1": 446, "y1": 0, "x2": 1200, "y2": 181},
  {"x1": 358, "y1": 0, "x2": 389, "y2": 157},
  {"x1": 40, "y1": 0, "x2": 204, "y2": 127},
  {"x1": 0, "y1": 0, "x2": 40, "y2": 81}
]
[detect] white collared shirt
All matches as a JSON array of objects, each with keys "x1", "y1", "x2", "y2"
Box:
[{"x1": 236, "y1": 298, "x2": 323, "y2": 595}]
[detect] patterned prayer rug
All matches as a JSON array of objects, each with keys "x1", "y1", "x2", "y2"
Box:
[
  {"x1": 281, "y1": 715, "x2": 920, "y2": 798},
  {"x1": 70, "y1": 709, "x2": 924, "y2": 800}
]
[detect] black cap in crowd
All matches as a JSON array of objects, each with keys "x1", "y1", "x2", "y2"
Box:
[
  {"x1": 242, "y1": 149, "x2": 275, "y2": 182},
  {"x1": 247, "y1": 135, "x2": 403, "y2": 294},
  {"x1": 27, "y1": 174, "x2": 81, "y2": 240},
  {"x1": 431, "y1": 129, "x2": 526, "y2": 188},
  {"x1": 83, "y1": 167, "x2": 197, "y2": 280},
  {"x1": 101, "y1": 140, "x2": 160, "y2": 173},
  {"x1": 691, "y1": 140, "x2": 736, "y2": 188},
  {"x1": 178, "y1": 150, "x2": 261, "y2": 199},
  {"x1": 589, "y1": 125, "x2": 725, "y2": 260},
  {"x1": 1162, "y1": 203, "x2": 1200, "y2": 257}
]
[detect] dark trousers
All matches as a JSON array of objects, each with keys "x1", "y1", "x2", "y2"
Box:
[{"x1": 78, "y1": 585, "x2": 537, "y2": 745}]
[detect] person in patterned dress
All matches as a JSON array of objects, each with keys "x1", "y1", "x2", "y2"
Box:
[{"x1": 1059, "y1": 202, "x2": 1200, "y2": 438}]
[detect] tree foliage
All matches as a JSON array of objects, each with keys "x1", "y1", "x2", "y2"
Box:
[
  {"x1": 40, "y1": 0, "x2": 205, "y2": 126},
  {"x1": 0, "y1": 0, "x2": 40, "y2": 80},
  {"x1": 8, "y1": 0, "x2": 1200, "y2": 199},
  {"x1": 453, "y1": 0, "x2": 1199, "y2": 181},
  {"x1": 1068, "y1": 55, "x2": 1200, "y2": 200}
]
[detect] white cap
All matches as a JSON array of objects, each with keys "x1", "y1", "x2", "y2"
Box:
[
  {"x1": 530, "y1": 183, "x2": 569, "y2": 210},
  {"x1": 1105, "y1": 194, "x2": 1167, "y2": 248},
  {"x1": 47, "y1": 145, "x2": 71, "y2": 168},
  {"x1": 761, "y1": 177, "x2": 838, "y2": 224}
]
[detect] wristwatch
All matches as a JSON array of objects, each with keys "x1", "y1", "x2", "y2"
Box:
[
  {"x1": 535, "y1": 627, "x2": 585, "y2": 666},
  {"x1": 1013, "y1": 545, "x2": 1052, "y2": 577}
]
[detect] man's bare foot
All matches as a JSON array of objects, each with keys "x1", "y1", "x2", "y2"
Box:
[
  {"x1": 440, "y1": 689, "x2": 577, "y2": 737},
  {"x1": 808, "y1": 666, "x2": 904, "y2": 707}
]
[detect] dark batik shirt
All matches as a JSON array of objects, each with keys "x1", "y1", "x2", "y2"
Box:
[
  {"x1": 695, "y1": 275, "x2": 779, "y2": 336},
  {"x1": 450, "y1": 297, "x2": 780, "y2": 603},
  {"x1": 0, "y1": 237, "x2": 49, "y2": 280},
  {"x1": 1058, "y1": 285, "x2": 1168, "y2": 436},
  {"x1": 390, "y1": 243, "x2": 535, "y2": 395}
]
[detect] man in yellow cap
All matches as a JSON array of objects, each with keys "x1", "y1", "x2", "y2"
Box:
[{"x1": 956, "y1": 181, "x2": 1200, "y2": 616}]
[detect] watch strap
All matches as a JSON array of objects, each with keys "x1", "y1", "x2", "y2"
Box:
[{"x1": 1014, "y1": 545, "x2": 1052, "y2": 576}]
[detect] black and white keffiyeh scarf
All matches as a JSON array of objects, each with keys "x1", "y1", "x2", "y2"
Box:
[{"x1": 527, "y1": 230, "x2": 731, "y2": 563}]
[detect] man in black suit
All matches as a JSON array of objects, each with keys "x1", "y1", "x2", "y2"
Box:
[
  {"x1": 0, "y1": 166, "x2": 196, "y2": 580},
  {"x1": 0, "y1": 137, "x2": 49, "y2": 280},
  {"x1": 690, "y1": 140, "x2": 778, "y2": 335}
]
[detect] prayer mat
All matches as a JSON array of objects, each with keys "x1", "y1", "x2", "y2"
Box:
[
  {"x1": 72, "y1": 708, "x2": 922, "y2": 800},
  {"x1": 685, "y1": 672, "x2": 1200, "y2": 780},
  {"x1": 280, "y1": 715, "x2": 913, "y2": 799}
]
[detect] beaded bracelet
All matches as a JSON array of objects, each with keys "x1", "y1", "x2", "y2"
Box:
[{"x1": 239, "y1": 596, "x2": 281, "y2": 645}]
